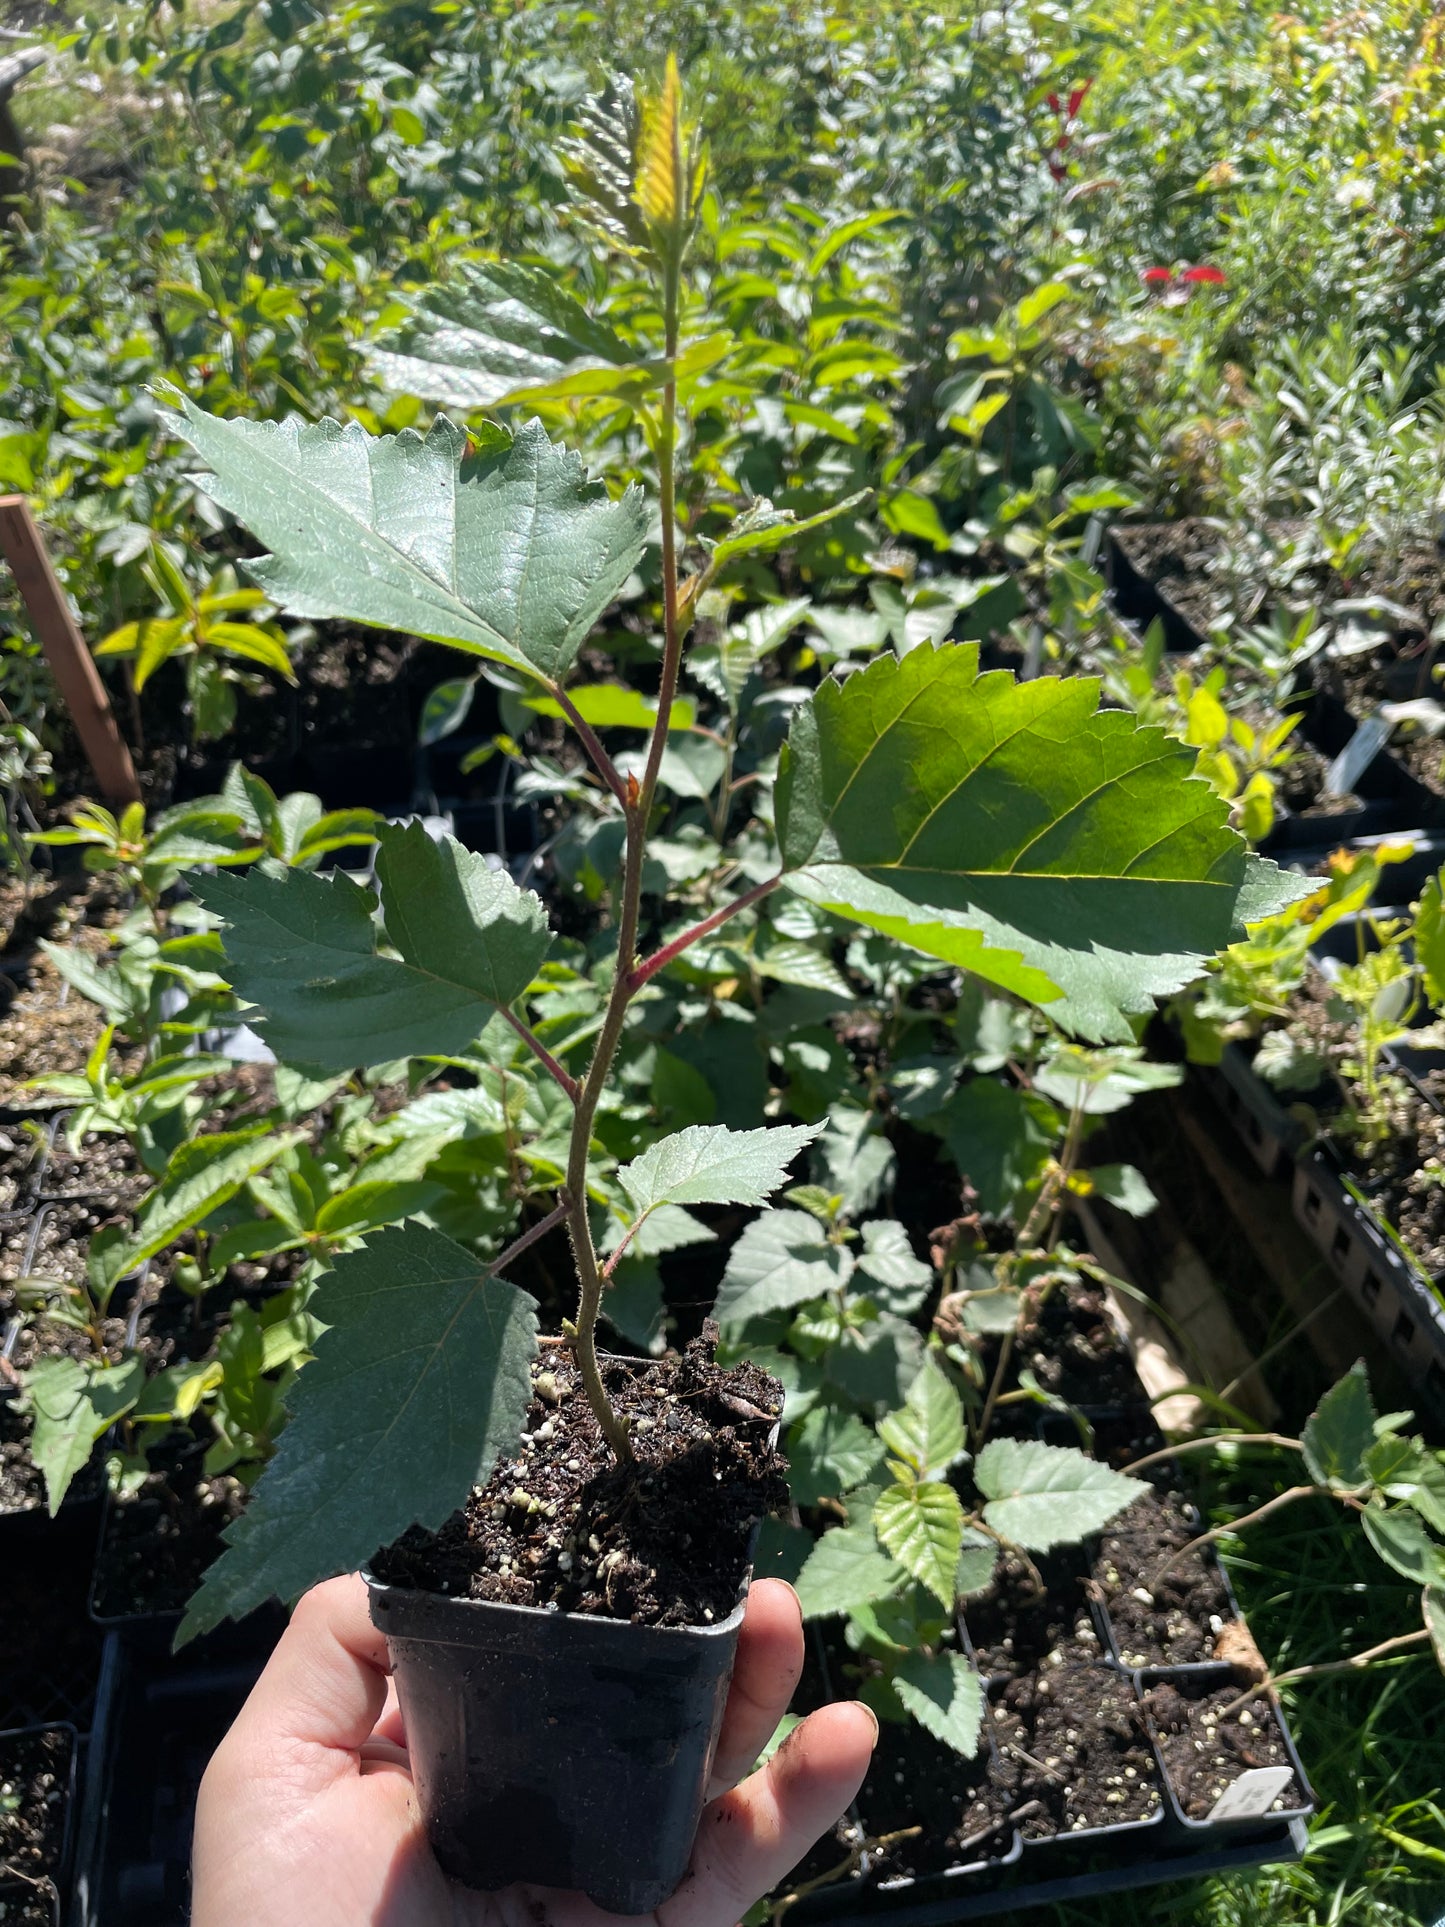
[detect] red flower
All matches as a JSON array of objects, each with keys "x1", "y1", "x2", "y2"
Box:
[
  {"x1": 1046, "y1": 91, "x2": 1062, "y2": 114},
  {"x1": 1067, "y1": 80, "x2": 1094, "y2": 118},
  {"x1": 1141, "y1": 267, "x2": 1173, "y2": 286},
  {"x1": 1180, "y1": 264, "x2": 1227, "y2": 286}
]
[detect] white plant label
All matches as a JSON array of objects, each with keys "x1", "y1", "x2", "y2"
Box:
[
  {"x1": 1325, "y1": 713, "x2": 1391, "y2": 796},
  {"x1": 1206, "y1": 1766, "x2": 1294, "y2": 1823}
]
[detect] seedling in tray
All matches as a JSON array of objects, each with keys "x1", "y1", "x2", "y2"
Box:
[{"x1": 156, "y1": 61, "x2": 1304, "y2": 1907}]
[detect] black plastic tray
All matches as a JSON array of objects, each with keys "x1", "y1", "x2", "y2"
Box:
[
  {"x1": 67, "y1": 1623, "x2": 280, "y2": 1927},
  {"x1": 1291, "y1": 1144, "x2": 1445, "y2": 1419}
]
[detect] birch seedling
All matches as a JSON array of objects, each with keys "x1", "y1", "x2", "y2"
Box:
[{"x1": 176, "y1": 62, "x2": 1308, "y2": 1640}]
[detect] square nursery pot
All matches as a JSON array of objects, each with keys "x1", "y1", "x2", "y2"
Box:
[
  {"x1": 1291, "y1": 1144, "x2": 1445, "y2": 1418},
  {"x1": 1138, "y1": 1666, "x2": 1314, "y2": 1839},
  {"x1": 1105, "y1": 530, "x2": 1209, "y2": 655},
  {"x1": 0, "y1": 1721, "x2": 78, "y2": 1927},
  {"x1": 365, "y1": 1567, "x2": 751, "y2": 1913}
]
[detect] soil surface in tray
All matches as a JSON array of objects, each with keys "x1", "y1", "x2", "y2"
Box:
[
  {"x1": 1114, "y1": 520, "x2": 1229, "y2": 634},
  {"x1": 1142, "y1": 1676, "x2": 1305, "y2": 1820},
  {"x1": 1280, "y1": 976, "x2": 1445, "y2": 1272},
  {"x1": 858, "y1": 1714, "x2": 1009, "y2": 1879},
  {"x1": 91, "y1": 1430, "x2": 246, "y2": 1619},
  {"x1": 1093, "y1": 1489, "x2": 1235, "y2": 1668},
  {"x1": 0, "y1": 888, "x2": 134, "y2": 1099},
  {"x1": 0, "y1": 1726, "x2": 71, "y2": 1900},
  {"x1": 986, "y1": 1664, "x2": 1162, "y2": 1838},
  {"x1": 373, "y1": 1332, "x2": 787, "y2": 1627},
  {"x1": 1015, "y1": 1278, "x2": 1139, "y2": 1405},
  {"x1": 963, "y1": 1551, "x2": 1103, "y2": 1677}
]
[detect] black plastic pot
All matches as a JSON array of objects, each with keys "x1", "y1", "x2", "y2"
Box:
[
  {"x1": 1105, "y1": 532, "x2": 1210, "y2": 654},
  {"x1": 0, "y1": 1721, "x2": 78, "y2": 1927},
  {"x1": 1139, "y1": 1666, "x2": 1314, "y2": 1839},
  {"x1": 366, "y1": 1570, "x2": 748, "y2": 1912}
]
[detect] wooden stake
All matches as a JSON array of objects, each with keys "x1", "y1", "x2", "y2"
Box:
[{"x1": 0, "y1": 495, "x2": 140, "y2": 804}]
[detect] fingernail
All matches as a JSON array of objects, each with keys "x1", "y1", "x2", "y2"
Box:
[
  {"x1": 859, "y1": 1702, "x2": 881, "y2": 1749},
  {"x1": 777, "y1": 1579, "x2": 802, "y2": 1621}
]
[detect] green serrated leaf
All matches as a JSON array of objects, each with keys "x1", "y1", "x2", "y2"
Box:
[
  {"x1": 776, "y1": 644, "x2": 1314, "y2": 1041},
  {"x1": 1363, "y1": 1435, "x2": 1445, "y2": 1534},
  {"x1": 928, "y1": 1079, "x2": 1054, "y2": 1215},
  {"x1": 827, "y1": 1312, "x2": 924, "y2": 1413},
  {"x1": 874, "y1": 1480, "x2": 965, "y2": 1607},
  {"x1": 713, "y1": 1208, "x2": 852, "y2": 1327},
  {"x1": 975, "y1": 1438, "x2": 1146, "y2": 1552},
  {"x1": 957, "y1": 1529, "x2": 999, "y2": 1597},
  {"x1": 1302, "y1": 1362, "x2": 1377, "y2": 1490},
  {"x1": 178, "y1": 1224, "x2": 538, "y2": 1642},
  {"x1": 877, "y1": 1359, "x2": 967, "y2": 1480},
  {"x1": 893, "y1": 1650, "x2": 985, "y2": 1758},
  {"x1": 620, "y1": 1122, "x2": 821, "y2": 1219},
  {"x1": 856, "y1": 1220, "x2": 933, "y2": 1315},
  {"x1": 22, "y1": 1355, "x2": 146, "y2": 1516},
  {"x1": 197, "y1": 821, "x2": 551, "y2": 1071},
  {"x1": 165, "y1": 401, "x2": 647, "y2": 685},
  {"x1": 368, "y1": 260, "x2": 639, "y2": 410},
  {"x1": 1361, "y1": 1506, "x2": 1445, "y2": 1588},
  {"x1": 793, "y1": 1520, "x2": 904, "y2": 1619},
  {"x1": 98, "y1": 1127, "x2": 304, "y2": 1288},
  {"x1": 789, "y1": 1402, "x2": 884, "y2": 1506}
]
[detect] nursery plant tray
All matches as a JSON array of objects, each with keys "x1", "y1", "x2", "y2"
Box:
[
  {"x1": 1292, "y1": 1144, "x2": 1445, "y2": 1418},
  {"x1": 68, "y1": 1625, "x2": 280, "y2": 1927},
  {"x1": 1202, "y1": 1044, "x2": 1307, "y2": 1180},
  {"x1": 784, "y1": 1820, "x2": 1308, "y2": 1924}
]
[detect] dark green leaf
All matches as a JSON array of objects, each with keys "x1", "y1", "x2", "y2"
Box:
[
  {"x1": 893, "y1": 1651, "x2": 985, "y2": 1757},
  {"x1": 1302, "y1": 1362, "x2": 1377, "y2": 1490},
  {"x1": 197, "y1": 822, "x2": 551, "y2": 1070},
  {"x1": 776, "y1": 644, "x2": 1312, "y2": 1040},
  {"x1": 928, "y1": 1080, "x2": 1053, "y2": 1216},
  {"x1": 166, "y1": 402, "x2": 647, "y2": 684},
  {"x1": 178, "y1": 1224, "x2": 538, "y2": 1641}
]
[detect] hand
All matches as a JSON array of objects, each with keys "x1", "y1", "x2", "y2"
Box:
[{"x1": 192, "y1": 1572, "x2": 877, "y2": 1926}]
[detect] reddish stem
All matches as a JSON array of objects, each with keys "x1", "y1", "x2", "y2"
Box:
[
  {"x1": 550, "y1": 683, "x2": 628, "y2": 806},
  {"x1": 491, "y1": 1196, "x2": 571, "y2": 1276},
  {"x1": 627, "y1": 872, "x2": 783, "y2": 992},
  {"x1": 500, "y1": 1006, "x2": 580, "y2": 1102}
]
